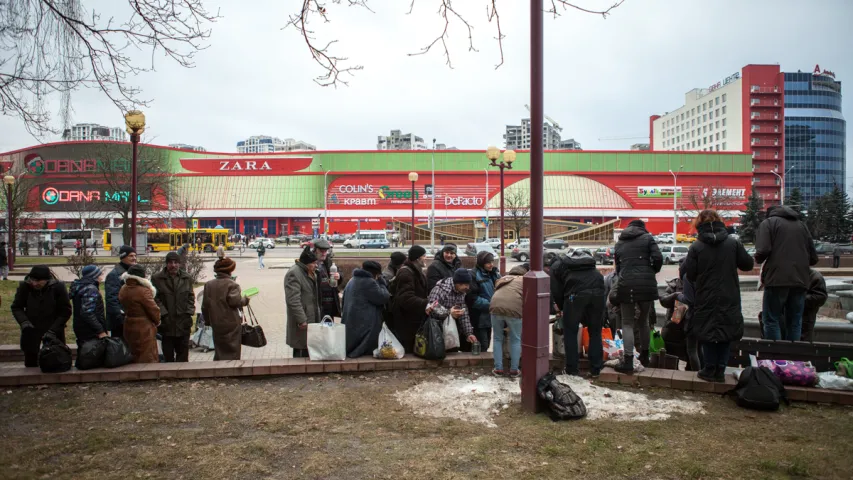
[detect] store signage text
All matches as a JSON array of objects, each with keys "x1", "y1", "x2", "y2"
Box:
[
  {"x1": 41, "y1": 187, "x2": 150, "y2": 205},
  {"x1": 637, "y1": 186, "x2": 682, "y2": 198},
  {"x1": 218, "y1": 160, "x2": 272, "y2": 171},
  {"x1": 813, "y1": 64, "x2": 835, "y2": 79},
  {"x1": 707, "y1": 72, "x2": 740, "y2": 93},
  {"x1": 179, "y1": 157, "x2": 313, "y2": 175},
  {"x1": 338, "y1": 184, "x2": 375, "y2": 194},
  {"x1": 378, "y1": 185, "x2": 418, "y2": 201},
  {"x1": 444, "y1": 196, "x2": 484, "y2": 206},
  {"x1": 703, "y1": 188, "x2": 746, "y2": 197},
  {"x1": 26, "y1": 155, "x2": 130, "y2": 176}
]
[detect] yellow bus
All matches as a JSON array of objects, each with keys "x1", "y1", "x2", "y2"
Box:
[{"x1": 103, "y1": 228, "x2": 233, "y2": 253}]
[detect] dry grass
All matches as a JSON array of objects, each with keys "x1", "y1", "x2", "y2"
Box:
[{"x1": 1, "y1": 369, "x2": 851, "y2": 479}]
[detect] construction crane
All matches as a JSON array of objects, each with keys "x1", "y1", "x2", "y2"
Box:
[
  {"x1": 598, "y1": 135, "x2": 648, "y2": 141},
  {"x1": 524, "y1": 104, "x2": 562, "y2": 132}
]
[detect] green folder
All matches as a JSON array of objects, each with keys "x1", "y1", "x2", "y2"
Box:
[{"x1": 242, "y1": 287, "x2": 259, "y2": 298}]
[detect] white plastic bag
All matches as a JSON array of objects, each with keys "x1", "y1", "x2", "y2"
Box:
[
  {"x1": 817, "y1": 371, "x2": 853, "y2": 391},
  {"x1": 373, "y1": 323, "x2": 405, "y2": 359},
  {"x1": 307, "y1": 316, "x2": 346, "y2": 361},
  {"x1": 443, "y1": 316, "x2": 460, "y2": 350}
]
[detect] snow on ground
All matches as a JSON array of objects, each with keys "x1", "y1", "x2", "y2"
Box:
[{"x1": 394, "y1": 374, "x2": 705, "y2": 428}]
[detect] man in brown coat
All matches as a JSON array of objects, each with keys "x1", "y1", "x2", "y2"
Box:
[
  {"x1": 152, "y1": 252, "x2": 196, "y2": 362},
  {"x1": 201, "y1": 258, "x2": 250, "y2": 360},
  {"x1": 285, "y1": 247, "x2": 321, "y2": 358}
]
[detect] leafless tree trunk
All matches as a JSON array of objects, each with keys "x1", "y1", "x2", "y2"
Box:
[
  {"x1": 504, "y1": 189, "x2": 531, "y2": 242},
  {"x1": 680, "y1": 184, "x2": 746, "y2": 225}
]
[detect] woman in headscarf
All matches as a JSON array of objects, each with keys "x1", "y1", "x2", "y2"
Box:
[
  {"x1": 201, "y1": 257, "x2": 250, "y2": 360},
  {"x1": 119, "y1": 265, "x2": 161, "y2": 363}
]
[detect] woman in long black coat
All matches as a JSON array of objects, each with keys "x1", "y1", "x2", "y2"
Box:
[
  {"x1": 341, "y1": 261, "x2": 390, "y2": 357},
  {"x1": 683, "y1": 210, "x2": 754, "y2": 382}
]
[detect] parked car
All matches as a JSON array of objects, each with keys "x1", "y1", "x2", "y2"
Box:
[
  {"x1": 676, "y1": 233, "x2": 696, "y2": 243},
  {"x1": 359, "y1": 238, "x2": 390, "y2": 249},
  {"x1": 593, "y1": 246, "x2": 614, "y2": 265},
  {"x1": 660, "y1": 245, "x2": 689, "y2": 265},
  {"x1": 507, "y1": 238, "x2": 529, "y2": 250},
  {"x1": 249, "y1": 238, "x2": 275, "y2": 249},
  {"x1": 482, "y1": 238, "x2": 502, "y2": 249},
  {"x1": 654, "y1": 235, "x2": 675, "y2": 244},
  {"x1": 543, "y1": 239, "x2": 568, "y2": 250},
  {"x1": 465, "y1": 242, "x2": 497, "y2": 258},
  {"x1": 511, "y1": 242, "x2": 567, "y2": 264},
  {"x1": 330, "y1": 234, "x2": 347, "y2": 244}
]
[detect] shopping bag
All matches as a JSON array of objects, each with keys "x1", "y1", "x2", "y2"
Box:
[
  {"x1": 442, "y1": 315, "x2": 460, "y2": 350},
  {"x1": 552, "y1": 316, "x2": 565, "y2": 358},
  {"x1": 373, "y1": 323, "x2": 405, "y2": 359},
  {"x1": 307, "y1": 316, "x2": 346, "y2": 360},
  {"x1": 414, "y1": 317, "x2": 445, "y2": 360},
  {"x1": 191, "y1": 326, "x2": 215, "y2": 351},
  {"x1": 76, "y1": 338, "x2": 106, "y2": 370},
  {"x1": 757, "y1": 359, "x2": 818, "y2": 387},
  {"x1": 102, "y1": 337, "x2": 133, "y2": 368},
  {"x1": 649, "y1": 330, "x2": 666, "y2": 354},
  {"x1": 240, "y1": 305, "x2": 267, "y2": 348},
  {"x1": 672, "y1": 300, "x2": 688, "y2": 324},
  {"x1": 38, "y1": 332, "x2": 72, "y2": 373}
]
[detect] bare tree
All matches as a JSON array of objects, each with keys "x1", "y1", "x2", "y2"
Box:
[
  {"x1": 0, "y1": 0, "x2": 218, "y2": 136},
  {"x1": 680, "y1": 185, "x2": 746, "y2": 225},
  {"x1": 285, "y1": 0, "x2": 625, "y2": 86},
  {"x1": 1, "y1": 174, "x2": 41, "y2": 249},
  {"x1": 504, "y1": 189, "x2": 530, "y2": 242}
]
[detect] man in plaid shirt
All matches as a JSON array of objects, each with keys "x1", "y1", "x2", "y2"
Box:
[{"x1": 428, "y1": 269, "x2": 478, "y2": 346}]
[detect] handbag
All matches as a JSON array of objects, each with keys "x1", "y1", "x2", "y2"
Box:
[
  {"x1": 307, "y1": 316, "x2": 346, "y2": 360},
  {"x1": 240, "y1": 305, "x2": 267, "y2": 348}
]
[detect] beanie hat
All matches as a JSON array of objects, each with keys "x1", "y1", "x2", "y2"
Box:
[
  {"x1": 628, "y1": 219, "x2": 646, "y2": 229},
  {"x1": 453, "y1": 268, "x2": 472, "y2": 285},
  {"x1": 408, "y1": 245, "x2": 427, "y2": 262},
  {"x1": 442, "y1": 243, "x2": 458, "y2": 254},
  {"x1": 476, "y1": 251, "x2": 495, "y2": 267},
  {"x1": 28, "y1": 265, "x2": 52, "y2": 281},
  {"x1": 127, "y1": 265, "x2": 146, "y2": 278},
  {"x1": 214, "y1": 257, "x2": 237, "y2": 275},
  {"x1": 119, "y1": 245, "x2": 136, "y2": 259},
  {"x1": 299, "y1": 247, "x2": 317, "y2": 265},
  {"x1": 389, "y1": 252, "x2": 406, "y2": 267},
  {"x1": 362, "y1": 260, "x2": 382, "y2": 276},
  {"x1": 81, "y1": 264, "x2": 104, "y2": 281},
  {"x1": 165, "y1": 252, "x2": 181, "y2": 262}
]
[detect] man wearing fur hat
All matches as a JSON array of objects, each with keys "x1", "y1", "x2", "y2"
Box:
[
  {"x1": 285, "y1": 247, "x2": 322, "y2": 358},
  {"x1": 105, "y1": 245, "x2": 137, "y2": 339},
  {"x1": 202, "y1": 257, "x2": 250, "y2": 360},
  {"x1": 152, "y1": 252, "x2": 196, "y2": 362},
  {"x1": 11, "y1": 266, "x2": 71, "y2": 367}
]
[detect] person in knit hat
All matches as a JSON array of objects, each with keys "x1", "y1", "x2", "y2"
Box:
[
  {"x1": 202, "y1": 257, "x2": 249, "y2": 360},
  {"x1": 11, "y1": 266, "x2": 71, "y2": 367},
  {"x1": 383, "y1": 251, "x2": 407, "y2": 284},
  {"x1": 285, "y1": 247, "x2": 321, "y2": 357},
  {"x1": 105, "y1": 245, "x2": 137, "y2": 339},
  {"x1": 388, "y1": 245, "x2": 432, "y2": 352},
  {"x1": 426, "y1": 243, "x2": 461, "y2": 292},
  {"x1": 428, "y1": 268, "x2": 478, "y2": 349},
  {"x1": 152, "y1": 251, "x2": 195, "y2": 362},
  {"x1": 465, "y1": 250, "x2": 500, "y2": 352},
  {"x1": 70, "y1": 265, "x2": 108, "y2": 353},
  {"x1": 341, "y1": 260, "x2": 390, "y2": 357}
]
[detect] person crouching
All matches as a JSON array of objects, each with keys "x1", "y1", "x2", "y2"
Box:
[{"x1": 428, "y1": 269, "x2": 478, "y2": 350}]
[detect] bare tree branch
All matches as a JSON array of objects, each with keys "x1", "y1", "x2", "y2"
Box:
[
  {"x1": 486, "y1": 0, "x2": 504, "y2": 70},
  {"x1": 546, "y1": 0, "x2": 626, "y2": 19},
  {"x1": 407, "y1": 0, "x2": 477, "y2": 69}
]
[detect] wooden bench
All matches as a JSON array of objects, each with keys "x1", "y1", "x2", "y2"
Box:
[{"x1": 729, "y1": 338, "x2": 853, "y2": 371}]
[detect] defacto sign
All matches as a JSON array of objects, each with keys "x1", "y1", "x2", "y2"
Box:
[
  {"x1": 444, "y1": 196, "x2": 484, "y2": 206},
  {"x1": 637, "y1": 186, "x2": 682, "y2": 198}
]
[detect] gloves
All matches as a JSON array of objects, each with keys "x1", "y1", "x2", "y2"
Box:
[{"x1": 20, "y1": 320, "x2": 34, "y2": 330}]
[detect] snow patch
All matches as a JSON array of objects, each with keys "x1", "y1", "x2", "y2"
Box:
[{"x1": 394, "y1": 374, "x2": 705, "y2": 427}]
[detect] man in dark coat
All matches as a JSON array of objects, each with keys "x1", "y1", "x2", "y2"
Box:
[
  {"x1": 684, "y1": 217, "x2": 754, "y2": 382},
  {"x1": 152, "y1": 252, "x2": 196, "y2": 362},
  {"x1": 313, "y1": 239, "x2": 342, "y2": 319},
  {"x1": 801, "y1": 268, "x2": 828, "y2": 342},
  {"x1": 0, "y1": 241, "x2": 8, "y2": 280},
  {"x1": 551, "y1": 250, "x2": 605, "y2": 377},
  {"x1": 613, "y1": 219, "x2": 662, "y2": 371},
  {"x1": 832, "y1": 245, "x2": 842, "y2": 269},
  {"x1": 11, "y1": 266, "x2": 72, "y2": 367},
  {"x1": 465, "y1": 251, "x2": 500, "y2": 351},
  {"x1": 426, "y1": 243, "x2": 461, "y2": 292},
  {"x1": 105, "y1": 245, "x2": 137, "y2": 338},
  {"x1": 755, "y1": 205, "x2": 819, "y2": 341},
  {"x1": 285, "y1": 248, "x2": 321, "y2": 358},
  {"x1": 390, "y1": 246, "x2": 432, "y2": 353},
  {"x1": 383, "y1": 252, "x2": 407, "y2": 284},
  {"x1": 341, "y1": 261, "x2": 390, "y2": 357},
  {"x1": 70, "y1": 265, "x2": 108, "y2": 349}
]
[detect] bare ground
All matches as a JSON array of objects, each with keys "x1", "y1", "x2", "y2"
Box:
[{"x1": 1, "y1": 368, "x2": 851, "y2": 480}]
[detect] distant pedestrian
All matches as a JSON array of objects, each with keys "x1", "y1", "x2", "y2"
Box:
[
  {"x1": 832, "y1": 245, "x2": 842, "y2": 269},
  {"x1": 18, "y1": 240, "x2": 23, "y2": 256},
  {"x1": 285, "y1": 236, "x2": 291, "y2": 247},
  {"x1": 0, "y1": 242, "x2": 8, "y2": 280},
  {"x1": 216, "y1": 242, "x2": 225, "y2": 259},
  {"x1": 75, "y1": 239, "x2": 82, "y2": 255},
  {"x1": 257, "y1": 241, "x2": 266, "y2": 269},
  {"x1": 92, "y1": 240, "x2": 98, "y2": 255}
]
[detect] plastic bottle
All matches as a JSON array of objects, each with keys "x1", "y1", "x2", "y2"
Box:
[{"x1": 329, "y1": 263, "x2": 338, "y2": 288}]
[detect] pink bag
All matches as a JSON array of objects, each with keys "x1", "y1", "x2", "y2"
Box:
[{"x1": 757, "y1": 359, "x2": 817, "y2": 387}]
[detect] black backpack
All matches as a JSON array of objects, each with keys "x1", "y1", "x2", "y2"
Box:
[
  {"x1": 38, "y1": 332, "x2": 73, "y2": 373},
  {"x1": 727, "y1": 366, "x2": 789, "y2": 411},
  {"x1": 537, "y1": 372, "x2": 587, "y2": 421}
]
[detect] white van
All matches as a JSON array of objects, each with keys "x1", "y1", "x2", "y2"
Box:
[{"x1": 343, "y1": 230, "x2": 388, "y2": 248}]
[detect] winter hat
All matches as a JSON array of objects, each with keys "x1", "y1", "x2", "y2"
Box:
[
  {"x1": 28, "y1": 265, "x2": 52, "y2": 281},
  {"x1": 118, "y1": 245, "x2": 136, "y2": 259},
  {"x1": 628, "y1": 219, "x2": 646, "y2": 229},
  {"x1": 442, "y1": 243, "x2": 458, "y2": 254},
  {"x1": 408, "y1": 245, "x2": 427, "y2": 262},
  {"x1": 127, "y1": 265, "x2": 147, "y2": 278},
  {"x1": 362, "y1": 260, "x2": 382, "y2": 276},
  {"x1": 476, "y1": 251, "x2": 495, "y2": 267},
  {"x1": 313, "y1": 238, "x2": 332, "y2": 250},
  {"x1": 165, "y1": 252, "x2": 181, "y2": 262},
  {"x1": 214, "y1": 257, "x2": 237, "y2": 275},
  {"x1": 452, "y1": 269, "x2": 472, "y2": 285},
  {"x1": 81, "y1": 265, "x2": 103, "y2": 281},
  {"x1": 508, "y1": 265, "x2": 528, "y2": 276},
  {"x1": 389, "y1": 252, "x2": 406, "y2": 267},
  {"x1": 299, "y1": 247, "x2": 318, "y2": 265}
]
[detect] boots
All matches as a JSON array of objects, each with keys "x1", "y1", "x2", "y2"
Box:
[
  {"x1": 639, "y1": 350, "x2": 650, "y2": 368},
  {"x1": 614, "y1": 353, "x2": 634, "y2": 374},
  {"x1": 715, "y1": 365, "x2": 727, "y2": 383},
  {"x1": 697, "y1": 366, "x2": 717, "y2": 382}
]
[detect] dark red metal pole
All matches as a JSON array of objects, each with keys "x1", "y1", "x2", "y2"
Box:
[
  {"x1": 411, "y1": 181, "x2": 416, "y2": 247},
  {"x1": 7, "y1": 184, "x2": 14, "y2": 270},
  {"x1": 130, "y1": 133, "x2": 139, "y2": 249},
  {"x1": 521, "y1": 0, "x2": 550, "y2": 414},
  {"x1": 499, "y1": 165, "x2": 506, "y2": 275}
]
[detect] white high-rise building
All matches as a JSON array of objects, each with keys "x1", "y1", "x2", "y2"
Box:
[
  {"x1": 503, "y1": 118, "x2": 562, "y2": 150},
  {"x1": 62, "y1": 123, "x2": 127, "y2": 142},
  {"x1": 377, "y1": 130, "x2": 427, "y2": 150},
  {"x1": 236, "y1": 135, "x2": 316, "y2": 153}
]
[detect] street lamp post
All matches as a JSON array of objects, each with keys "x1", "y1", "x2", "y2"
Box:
[
  {"x1": 484, "y1": 168, "x2": 490, "y2": 241},
  {"x1": 124, "y1": 110, "x2": 146, "y2": 249},
  {"x1": 772, "y1": 164, "x2": 796, "y2": 205},
  {"x1": 487, "y1": 146, "x2": 515, "y2": 274},
  {"x1": 668, "y1": 165, "x2": 683, "y2": 238},
  {"x1": 409, "y1": 172, "x2": 418, "y2": 247},
  {"x1": 4, "y1": 175, "x2": 15, "y2": 271},
  {"x1": 431, "y1": 139, "x2": 436, "y2": 254}
]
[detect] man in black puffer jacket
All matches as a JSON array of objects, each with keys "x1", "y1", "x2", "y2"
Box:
[
  {"x1": 11, "y1": 266, "x2": 72, "y2": 367},
  {"x1": 613, "y1": 219, "x2": 663, "y2": 373},
  {"x1": 550, "y1": 250, "x2": 605, "y2": 377},
  {"x1": 426, "y1": 244, "x2": 461, "y2": 292}
]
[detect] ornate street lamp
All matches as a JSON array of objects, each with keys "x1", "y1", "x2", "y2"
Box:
[
  {"x1": 4, "y1": 175, "x2": 15, "y2": 270},
  {"x1": 124, "y1": 110, "x2": 146, "y2": 249},
  {"x1": 408, "y1": 171, "x2": 418, "y2": 247},
  {"x1": 487, "y1": 146, "x2": 515, "y2": 274}
]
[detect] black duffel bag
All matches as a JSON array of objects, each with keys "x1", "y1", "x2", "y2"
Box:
[
  {"x1": 76, "y1": 338, "x2": 106, "y2": 370},
  {"x1": 39, "y1": 332, "x2": 73, "y2": 373},
  {"x1": 103, "y1": 337, "x2": 133, "y2": 368}
]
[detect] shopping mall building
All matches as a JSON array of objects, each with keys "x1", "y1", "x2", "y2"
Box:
[{"x1": 0, "y1": 141, "x2": 753, "y2": 240}]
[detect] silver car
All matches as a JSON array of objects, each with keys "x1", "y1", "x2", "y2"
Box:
[{"x1": 660, "y1": 245, "x2": 689, "y2": 265}]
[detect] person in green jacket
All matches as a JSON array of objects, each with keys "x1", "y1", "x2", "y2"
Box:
[{"x1": 152, "y1": 252, "x2": 196, "y2": 362}]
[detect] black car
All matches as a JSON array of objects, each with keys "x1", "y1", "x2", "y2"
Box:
[
  {"x1": 330, "y1": 234, "x2": 346, "y2": 244},
  {"x1": 543, "y1": 239, "x2": 568, "y2": 250},
  {"x1": 593, "y1": 246, "x2": 614, "y2": 265}
]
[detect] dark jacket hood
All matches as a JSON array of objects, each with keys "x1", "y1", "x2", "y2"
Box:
[
  {"x1": 352, "y1": 269, "x2": 373, "y2": 279},
  {"x1": 562, "y1": 253, "x2": 596, "y2": 271},
  {"x1": 70, "y1": 277, "x2": 98, "y2": 295},
  {"x1": 696, "y1": 221, "x2": 730, "y2": 245},
  {"x1": 769, "y1": 206, "x2": 801, "y2": 220},
  {"x1": 619, "y1": 224, "x2": 649, "y2": 240}
]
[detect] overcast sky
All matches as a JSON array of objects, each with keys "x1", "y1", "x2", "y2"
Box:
[{"x1": 0, "y1": 0, "x2": 850, "y2": 169}]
